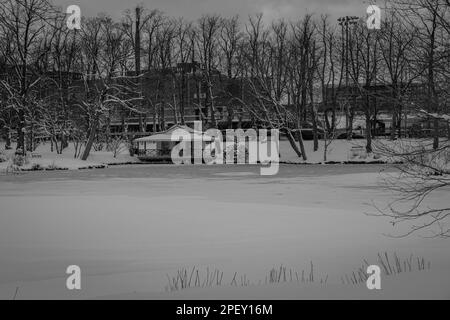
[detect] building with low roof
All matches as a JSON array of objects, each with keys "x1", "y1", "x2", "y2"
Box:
[{"x1": 133, "y1": 124, "x2": 213, "y2": 162}]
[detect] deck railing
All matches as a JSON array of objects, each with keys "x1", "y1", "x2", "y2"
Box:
[{"x1": 136, "y1": 149, "x2": 172, "y2": 157}]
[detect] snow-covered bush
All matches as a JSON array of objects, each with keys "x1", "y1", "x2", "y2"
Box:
[
  {"x1": 12, "y1": 154, "x2": 29, "y2": 167},
  {"x1": 47, "y1": 161, "x2": 65, "y2": 170},
  {"x1": 5, "y1": 162, "x2": 20, "y2": 174},
  {"x1": 107, "y1": 137, "x2": 127, "y2": 158},
  {"x1": 5, "y1": 154, "x2": 25, "y2": 173},
  {"x1": 224, "y1": 143, "x2": 249, "y2": 163},
  {"x1": 31, "y1": 163, "x2": 44, "y2": 171},
  {"x1": 0, "y1": 150, "x2": 7, "y2": 163},
  {"x1": 93, "y1": 141, "x2": 105, "y2": 152}
]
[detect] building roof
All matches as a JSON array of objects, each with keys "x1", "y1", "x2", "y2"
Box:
[{"x1": 134, "y1": 124, "x2": 213, "y2": 142}]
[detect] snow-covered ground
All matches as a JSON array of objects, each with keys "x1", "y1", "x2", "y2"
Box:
[
  {"x1": 0, "y1": 141, "x2": 140, "y2": 172},
  {"x1": 0, "y1": 138, "x2": 392, "y2": 173},
  {"x1": 280, "y1": 138, "x2": 384, "y2": 163},
  {"x1": 2, "y1": 136, "x2": 447, "y2": 173},
  {"x1": 0, "y1": 164, "x2": 449, "y2": 300}
]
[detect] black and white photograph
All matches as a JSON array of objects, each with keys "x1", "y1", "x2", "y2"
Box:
[{"x1": 0, "y1": 0, "x2": 449, "y2": 305}]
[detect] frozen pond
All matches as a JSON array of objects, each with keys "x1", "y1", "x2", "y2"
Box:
[{"x1": 0, "y1": 164, "x2": 449, "y2": 299}]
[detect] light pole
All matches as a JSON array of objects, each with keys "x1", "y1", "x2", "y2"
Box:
[{"x1": 338, "y1": 16, "x2": 359, "y2": 90}]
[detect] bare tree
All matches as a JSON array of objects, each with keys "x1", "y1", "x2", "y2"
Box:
[
  {"x1": 374, "y1": 130, "x2": 449, "y2": 238},
  {"x1": 196, "y1": 14, "x2": 222, "y2": 128},
  {"x1": 78, "y1": 15, "x2": 139, "y2": 161},
  {"x1": 348, "y1": 20, "x2": 380, "y2": 153},
  {"x1": 317, "y1": 15, "x2": 340, "y2": 137},
  {"x1": 0, "y1": 0, "x2": 56, "y2": 154},
  {"x1": 219, "y1": 16, "x2": 242, "y2": 79},
  {"x1": 288, "y1": 15, "x2": 317, "y2": 159},
  {"x1": 393, "y1": 0, "x2": 448, "y2": 149},
  {"x1": 377, "y1": 9, "x2": 417, "y2": 141},
  {"x1": 370, "y1": 1, "x2": 450, "y2": 238}
]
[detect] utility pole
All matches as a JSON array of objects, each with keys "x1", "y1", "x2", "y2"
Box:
[
  {"x1": 135, "y1": 6, "x2": 141, "y2": 76},
  {"x1": 338, "y1": 16, "x2": 359, "y2": 139},
  {"x1": 134, "y1": 7, "x2": 146, "y2": 133}
]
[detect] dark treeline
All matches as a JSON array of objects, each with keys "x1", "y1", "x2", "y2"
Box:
[{"x1": 0, "y1": 0, "x2": 449, "y2": 160}]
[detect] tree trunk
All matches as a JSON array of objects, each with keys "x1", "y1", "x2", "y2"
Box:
[
  {"x1": 208, "y1": 80, "x2": 217, "y2": 128},
  {"x1": 286, "y1": 130, "x2": 302, "y2": 158},
  {"x1": 227, "y1": 106, "x2": 234, "y2": 129},
  {"x1": 433, "y1": 118, "x2": 439, "y2": 150},
  {"x1": 311, "y1": 106, "x2": 319, "y2": 152},
  {"x1": 160, "y1": 102, "x2": 166, "y2": 131},
  {"x1": 324, "y1": 109, "x2": 332, "y2": 133},
  {"x1": 323, "y1": 134, "x2": 329, "y2": 163},
  {"x1": 447, "y1": 121, "x2": 450, "y2": 140},
  {"x1": 331, "y1": 98, "x2": 337, "y2": 132},
  {"x1": 297, "y1": 96, "x2": 307, "y2": 160},
  {"x1": 296, "y1": 130, "x2": 307, "y2": 161},
  {"x1": 135, "y1": 7, "x2": 141, "y2": 76},
  {"x1": 365, "y1": 114, "x2": 372, "y2": 154},
  {"x1": 346, "y1": 104, "x2": 353, "y2": 141},
  {"x1": 81, "y1": 117, "x2": 99, "y2": 161},
  {"x1": 153, "y1": 104, "x2": 157, "y2": 132},
  {"x1": 390, "y1": 111, "x2": 396, "y2": 140},
  {"x1": 365, "y1": 94, "x2": 373, "y2": 153},
  {"x1": 3, "y1": 127, "x2": 11, "y2": 149},
  {"x1": 27, "y1": 121, "x2": 34, "y2": 152},
  {"x1": 61, "y1": 135, "x2": 69, "y2": 151},
  {"x1": 180, "y1": 72, "x2": 186, "y2": 125},
  {"x1": 17, "y1": 109, "x2": 25, "y2": 155}
]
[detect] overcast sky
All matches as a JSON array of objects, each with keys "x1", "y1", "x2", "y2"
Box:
[{"x1": 53, "y1": 0, "x2": 372, "y2": 22}]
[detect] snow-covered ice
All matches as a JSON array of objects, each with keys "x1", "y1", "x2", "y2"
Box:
[{"x1": 0, "y1": 164, "x2": 449, "y2": 299}]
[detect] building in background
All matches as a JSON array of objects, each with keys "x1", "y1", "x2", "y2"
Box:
[{"x1": 110, "y1": 62, "x2": 256, "y2": 135}]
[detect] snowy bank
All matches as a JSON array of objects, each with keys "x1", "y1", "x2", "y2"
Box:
[
  {"x1": 1, "y1": 137, "x2": 447, "y2": 173},
  {"x1": 0, "y1": 142, "x2": 141, "y2": 173}
]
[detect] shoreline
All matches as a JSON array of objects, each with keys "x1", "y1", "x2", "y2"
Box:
[{"x1": 0, "y1": 159, "x2": 398, "y2": 175}]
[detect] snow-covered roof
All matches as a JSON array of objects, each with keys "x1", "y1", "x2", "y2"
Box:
[
  {"x1": 419, "y1": 110, "x2": 450, "y2": 121},
  {"x1": 134, "y1": 124, "x2": 213, "y2": 142}
]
